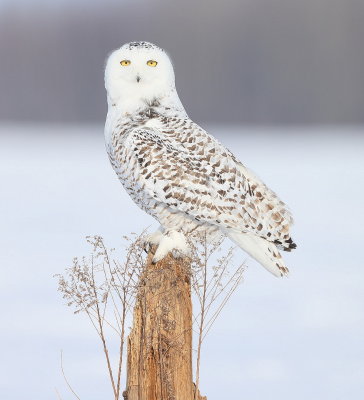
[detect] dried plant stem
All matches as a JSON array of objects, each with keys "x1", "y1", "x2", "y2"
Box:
[
  {"x1": 194, "y1": 245, "x2": 208, "y2": 400},
  {"x1": 91, "y1": 263, "x2": 118, "y2": 398},
  {"x1": 56, "y1": 234, "x2": 145, "y2": 400},
  {"x1": 60, "y1": 351, "x2": 81, "y2": 400},
  {"x1": 115, "y1": 298, "x2": 127, "y2": 399},
  {"x1": 54, "y1": 387, "x2": 63, "y2": 400},
  {"x1": 203, "y1": 268, "x2": 244, "y2": 340},
  {"x1": 190, "y1": 235, "x2": 245, "y2": 398},
  {"x1": 57, "y1": 232, "x2": 243, "y2": 400}
]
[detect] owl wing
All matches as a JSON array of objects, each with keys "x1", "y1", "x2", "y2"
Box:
[
  {"x1": 119, "y1": 125, "x2": 295, "y2": 250},
  {"x1": 160, "y1": 117, "x2": 295, "y2": 249}
]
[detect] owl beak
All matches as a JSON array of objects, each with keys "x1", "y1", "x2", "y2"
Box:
[{"x1": 136, "y1": 75, "x2": 141, "y2": 83}]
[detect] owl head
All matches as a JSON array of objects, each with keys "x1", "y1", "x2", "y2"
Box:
[{"x1": 105, "y1": 41, "x2": 176, "y2": 109}]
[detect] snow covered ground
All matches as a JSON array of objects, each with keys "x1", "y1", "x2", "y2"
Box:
[{"x1": 0, "y1": 124, "x2": 363, "y2": 399}]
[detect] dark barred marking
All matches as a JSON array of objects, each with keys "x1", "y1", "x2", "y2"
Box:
[{"x1": 125, "y1": 41, "x2": 164, "y2": 51}]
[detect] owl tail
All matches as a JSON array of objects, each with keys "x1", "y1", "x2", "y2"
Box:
[{"x1": 227, "y1": 231, "x2": 289, "y2": 277}]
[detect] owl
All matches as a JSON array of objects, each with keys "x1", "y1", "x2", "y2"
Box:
[{"x1": 104, "y1": 41, "x2": 296, "y2": 277}]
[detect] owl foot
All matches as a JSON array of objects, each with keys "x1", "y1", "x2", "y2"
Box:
[
  {"x1": 152, "y1": 230, "x2": 191, "y2": 264},
  {"x1": 143, "y1": 228, "x2": 164, "y2": 253}
]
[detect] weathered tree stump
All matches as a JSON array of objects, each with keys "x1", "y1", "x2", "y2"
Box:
[{"x1": 124, "y1": 250, "x2": 206, "y2": 400}]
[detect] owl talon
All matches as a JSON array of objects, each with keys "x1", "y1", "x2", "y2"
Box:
[
  {"x1": 143, "y1": 228, "x2": 164, "y2": 255},
  {"x1": 152, "y1": 230, "x2": 191, "y2": 263}
]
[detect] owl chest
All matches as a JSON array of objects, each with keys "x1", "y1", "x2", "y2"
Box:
[{"x1": 110, "y1": 144, "x2": 157, "y2": 210}]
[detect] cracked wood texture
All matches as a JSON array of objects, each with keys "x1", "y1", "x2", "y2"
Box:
[{"x1": 124, "y1": 251, "x2": 206, "y2": 400}]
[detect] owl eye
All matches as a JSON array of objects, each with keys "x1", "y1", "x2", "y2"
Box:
[
  {"x1": 120, "y1": 60, "x2": 131, "y2": 66},
  {"x1": 147, "y1": 60, "x2": 158, "y2": 67}
]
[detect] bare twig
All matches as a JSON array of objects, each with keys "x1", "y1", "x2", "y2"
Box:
[
  {"x1": 194, "y1": 236, "x2": 208, "y2": 400},
  {"x1": 56, "y1": 233, "x2": 145, "y2": 400},
  {"x1": 60, "y1": 350, "x2": 81, "y2": 400},
  {"x1": 190, "y1": 233, "x2": 245, "y2": 397},
  {"x1": 56, "y1": 230, "x2": 244, "y2": 400},
  {"x1": 54, "y1": 387, "x2": 63, "y2": 400}
]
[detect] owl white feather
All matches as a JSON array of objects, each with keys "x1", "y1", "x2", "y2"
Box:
[{"x1": 104, "y1": 41, "x2": 296, "y2": 277}]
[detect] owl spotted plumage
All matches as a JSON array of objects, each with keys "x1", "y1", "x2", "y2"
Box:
[{"x1": 104, "y1": 41, "x2": 296, "y2": 277}]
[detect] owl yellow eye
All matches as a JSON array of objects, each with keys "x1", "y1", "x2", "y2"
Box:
[
  {"x1": 147, "y1": 60, "x2": 158, "y2": 67},
  {"x1": 120, "y1": 60, "x2": 131, "y2": 66}
]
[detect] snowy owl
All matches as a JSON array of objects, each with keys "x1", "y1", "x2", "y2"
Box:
[{"x1": 104, "y1": 41, "x2": 296, "y2": 277}]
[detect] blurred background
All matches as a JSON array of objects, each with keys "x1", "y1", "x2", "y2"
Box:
[
  {"x1": 1, "y1": 0, "x2": 364, "y2": 125},
  {"x1": 1, "y1": 1, "x2": 363, "y2": 400}
]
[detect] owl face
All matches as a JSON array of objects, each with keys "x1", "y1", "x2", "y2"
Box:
[{"x1": 105, "y1": 42, "x2": 176, "y2": 106}]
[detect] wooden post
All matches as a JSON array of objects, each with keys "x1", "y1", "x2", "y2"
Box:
[{"x1": 123, "y1": 251, "x2": 206, "y2": 400}]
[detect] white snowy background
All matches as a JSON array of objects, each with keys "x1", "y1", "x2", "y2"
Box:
[{"x1": 1, "y1": 124, "x2": 363, "y2": 399}]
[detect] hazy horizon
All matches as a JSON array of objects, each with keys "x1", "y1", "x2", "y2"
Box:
[{"x1": 1, "y1": 0, "x2": 363, "y2": 125}]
